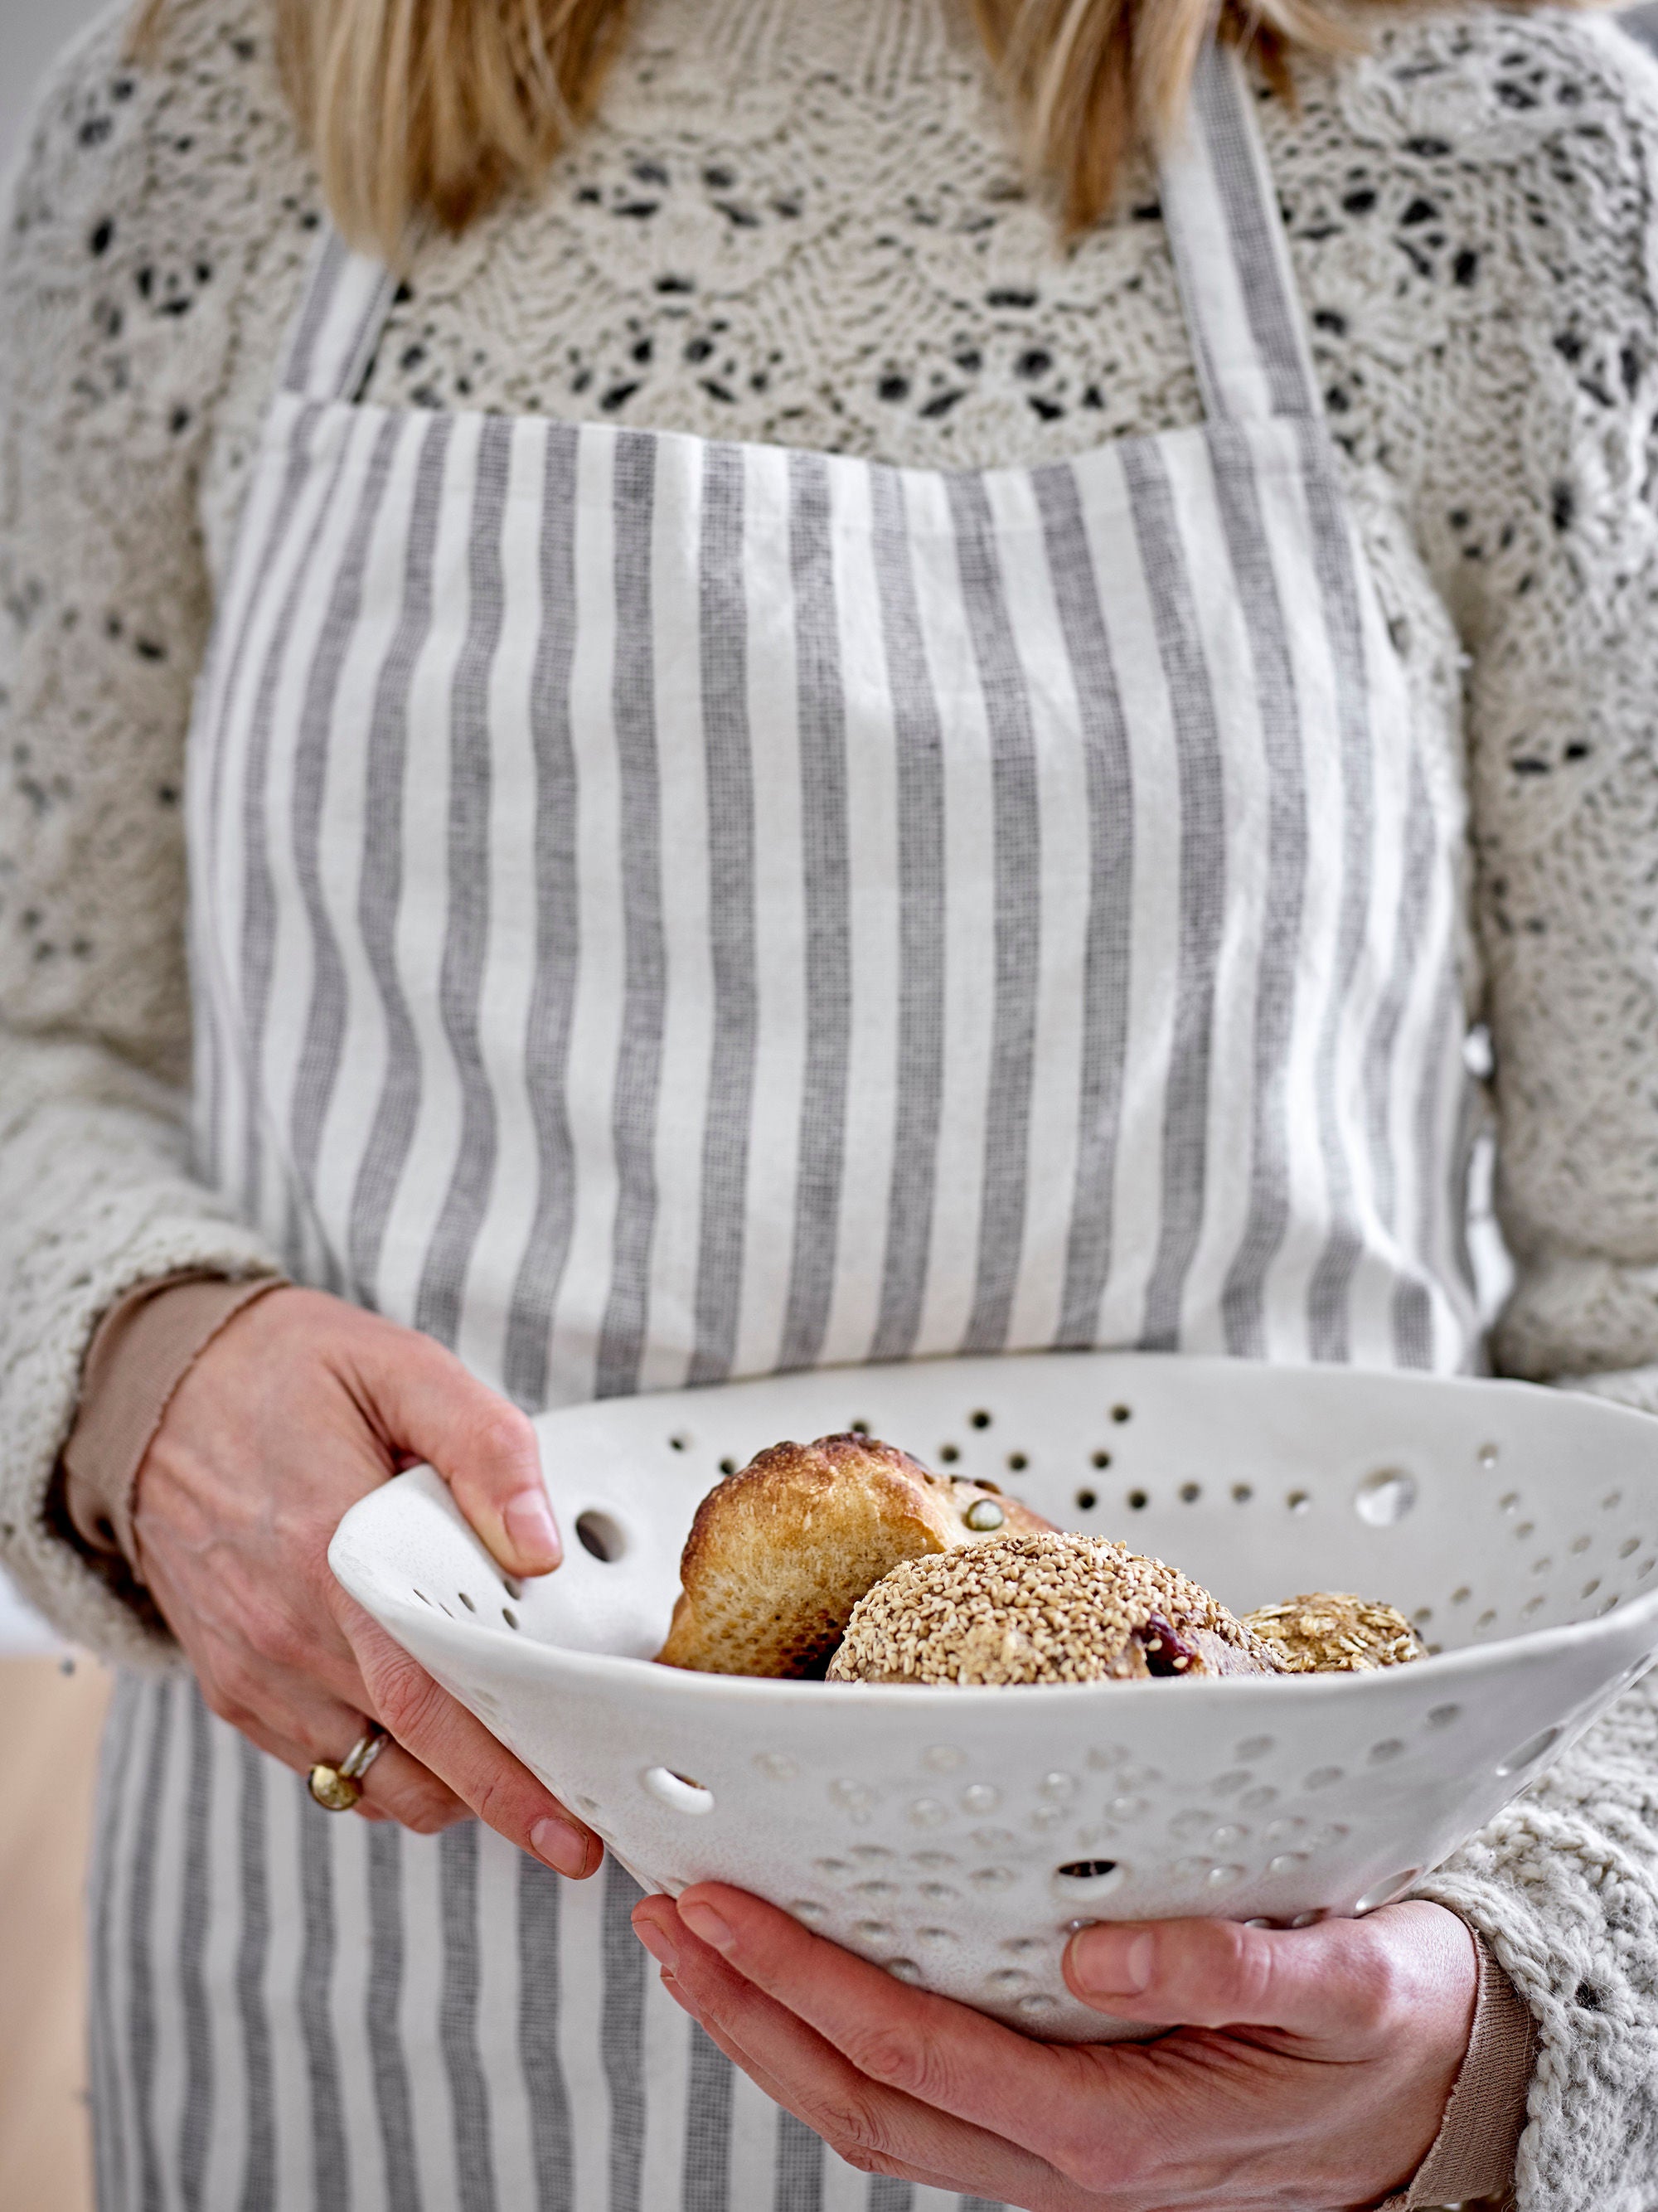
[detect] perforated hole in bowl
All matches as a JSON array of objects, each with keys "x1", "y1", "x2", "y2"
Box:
[
  {"x1": 1355, "y1": 1468, "x2": 1417, "y2": 1526},
  {"x1": 1355, "y1": 1869, "x2": 1420, "y2": 1913},
  {"x1": 1495, "y1": 1726, "x2": 1560, "y2": 1778},
  {"x1": 575, "y1": 1510, "x2": 628, "y2": 1563},
  {"x1": 643, "y1": 1767, "x2": 715, "y2": 1815},
  {"x1": 1051, "y1": 1860, "x2": 1125, "y2": 1905}
]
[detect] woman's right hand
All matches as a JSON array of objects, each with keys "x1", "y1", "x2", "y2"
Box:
[{"x1": 128, "y1": 1283, "x2": 603, "y2": 1872}]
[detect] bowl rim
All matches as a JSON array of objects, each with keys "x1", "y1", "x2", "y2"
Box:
[{"x1": 329, "y1": 1351, "x2": 1658, "y2": 1714}]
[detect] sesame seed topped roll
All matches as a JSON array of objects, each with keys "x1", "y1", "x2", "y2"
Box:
[{"x1": 827, "y1": 1530, "x2": 1282, "y2": 1686}]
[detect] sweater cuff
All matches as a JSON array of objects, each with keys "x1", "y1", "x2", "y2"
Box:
[
  {"x1": 1374, "y1": 1933, "x2": 1536, "y2": 2211},
  {"x1": 61, "y1": 1272, "x2": 288, "y2": 1572}
]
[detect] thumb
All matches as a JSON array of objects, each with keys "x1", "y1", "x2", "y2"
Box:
[
  {"x1": 1063, "y1": 1903, "x2": 1468, "y2": 2047},
  {"x1": 352, "y1": 1325, "x2": 562, "y2": 1579}
]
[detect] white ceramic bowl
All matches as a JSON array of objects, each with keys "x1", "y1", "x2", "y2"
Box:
[{"x1": 331, "y1": 1353, "x2": 1658, "y2": 2040}]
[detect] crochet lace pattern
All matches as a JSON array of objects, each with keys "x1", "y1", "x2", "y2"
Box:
[{"x1": 4, "y1": 4, "x2": 1658, "y2": 2197}]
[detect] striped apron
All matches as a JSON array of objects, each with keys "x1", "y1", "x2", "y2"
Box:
[{"x1": 90, "y1": 48, "x2": 1481, "y2": 2212}]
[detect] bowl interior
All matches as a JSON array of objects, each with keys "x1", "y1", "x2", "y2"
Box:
[{"x1": 367, "y1": 1353, "x2": 1658, "y2": 1663}]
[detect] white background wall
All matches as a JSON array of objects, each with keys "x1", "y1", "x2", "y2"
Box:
[{"x1": 1, "y1": 0, "x2": 114, "y2": 178}]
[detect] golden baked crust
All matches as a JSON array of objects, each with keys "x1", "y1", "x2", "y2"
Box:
[
  {"x1": 827, "y1": 1530, "x2": 1282, "y2": 1686},
  {"x1": 654, "y1": 1433, "x2": 1053, "y2": 1678},
  {"x1": 1243, "y1": 1593, "x2": 1425, "y2": 1672}
]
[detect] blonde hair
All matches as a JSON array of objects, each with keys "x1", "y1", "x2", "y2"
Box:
[{"x1": 133, "y1": 0, "x2": 1386, "y2": 255}]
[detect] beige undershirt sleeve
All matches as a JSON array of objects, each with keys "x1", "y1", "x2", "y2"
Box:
[
  {"x1": 1375, "y1": 1933, "x2": 1538, "y2": 2212},
  {"x1": 61, "y1": 1273, "x2": 289, "y2": 1573}
]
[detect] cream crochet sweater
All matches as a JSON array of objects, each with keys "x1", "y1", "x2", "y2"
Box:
[{"x1": 5, "y1": 0, "x2": 1658, "y2": 2198}]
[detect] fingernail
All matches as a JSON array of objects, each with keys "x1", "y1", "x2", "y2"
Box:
[
  {"x1": 504, "y1": 1490, "x2": 561, "y2": 1566},
  {"x1": 634, "y1": 1917, "x2": 681, "y2": 1973},
  {"x1": 532, "y1": 1817, "x2": 593, "y2": 1878},
  {"x1": 680, "y1": 1899, "x2": 735, "y2": 1952},
  {"x1": 1070, "y1": 1926, "x2": 1155, "y2": 1999}
]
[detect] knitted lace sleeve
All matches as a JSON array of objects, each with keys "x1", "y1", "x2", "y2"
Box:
[
  {"x1": 0, "y1": 0, "x2": 293, "y2": 1666},
  {"x1": 1412, "y1": 1673, "x2": 1658, "y2": 2207},
  {"x1": 1297, "y1": 17, "x2": 1658, "y2": 1390}
]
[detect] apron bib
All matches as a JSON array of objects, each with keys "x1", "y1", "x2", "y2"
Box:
[{"x1": 90, "y1": 50, "x2": 1478, "y2": 2212}]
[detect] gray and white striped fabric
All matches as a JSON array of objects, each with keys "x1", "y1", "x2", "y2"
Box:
[{"x1": 95, "y1": 46, "x2": 1479, "y2": 2212}]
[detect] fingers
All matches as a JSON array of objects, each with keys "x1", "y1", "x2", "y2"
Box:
[
  {"x1": 187, "y1": 1643, "x2": 471, "y2": 1831},
  {"x1": 352, "y1": 1739, "x2": 468, "y2": 1829},
  {"x1": 345, "y1": 1325, "x2": 561, "y2": 1578},
  {"x1": 1064, "y1": 1903, "x2": 1476, "y2": 2049},
  {"x1": 653, "y1": 1969, "x2": 969, "y2": 2199},
  {"x1": 644, "y1": 1885, "x2": 1140, "y2": 2188},
  {"x1": 633, "y1": 1898, "x2": 1066, "y2": 2207},
  {"x1": 335, "y1": 1594, "x2": 603, "y2": 1878}
]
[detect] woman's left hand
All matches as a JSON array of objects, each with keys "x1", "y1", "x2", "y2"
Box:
[{"x1": 632, "y1": 1885, "x2": 1476, "y2": 2212}]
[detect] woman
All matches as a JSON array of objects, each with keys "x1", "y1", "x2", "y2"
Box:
[{"x1": 2, "y1": 0, "x2": 1657, "y2": 2202}]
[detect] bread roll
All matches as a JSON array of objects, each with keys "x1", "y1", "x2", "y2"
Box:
[
  {"x1": 1243, "y1": 1593, "x2": 1425, "y2": 1672},
  {"x1": 654, "y1": 1433, "x2": 1054, "y2": 1678}
]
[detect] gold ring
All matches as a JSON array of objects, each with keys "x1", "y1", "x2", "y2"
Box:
[{"x1": 308, "y1": 1725, "x2": 389, "y2": 1812}]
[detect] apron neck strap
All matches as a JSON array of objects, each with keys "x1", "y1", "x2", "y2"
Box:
[
  {"x1": 279, "y1": 230, "x2": 401, "y2": 405},
  {"x1": 277, "y1": 46, "x2": 1315, "y2": 428},
  {"x1": 1157, "y1": 42, "x2": 1322, "y2": 425}
]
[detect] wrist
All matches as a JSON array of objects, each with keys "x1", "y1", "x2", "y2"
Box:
[
  {"x1": 1373, "y1": 1924, "x2": 1533, "y2": 2211},
  {"x1": 62, "y1": 1272, "x2": 289, "y2": 1572}
]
